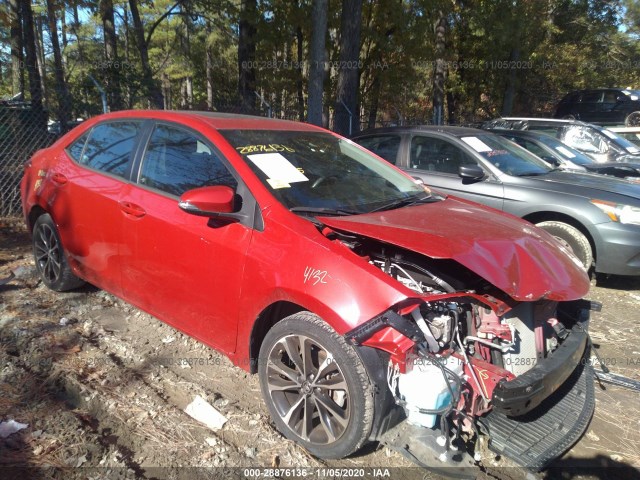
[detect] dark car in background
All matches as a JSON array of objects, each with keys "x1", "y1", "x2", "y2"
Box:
[
  {"x1": 353, "y1": 126, "x2": 640, "y2": 276},
  {"x1": 482, "y1": 117, "x2": 640, "y2": 164},
  {"x1": 488, "y1": 129, "x2": 640, "y2": 181},
  {"x1": 554, "y1": 88, "x2": 640, "y2": 126}
]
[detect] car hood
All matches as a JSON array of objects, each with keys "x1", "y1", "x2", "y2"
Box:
[
  {"x1": 518, "y1": 170, "x2": 640, "y2": 199},
  {"x1": 320, "y1": 197, "x2": 589, "y2": 302}
]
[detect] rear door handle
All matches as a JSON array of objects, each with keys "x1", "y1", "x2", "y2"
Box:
[
  {"x1": 51, "y1": 172, "x2": 67, "y2": 185},
  {"x1": 119, "y1": 201, "x2": 146, "y2": 218}
]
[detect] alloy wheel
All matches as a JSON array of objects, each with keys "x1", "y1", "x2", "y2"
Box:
[
  {"x1": 265, "y1": 334, "x2": 350, "y2": 445},
  {"x1": 34, "y1": 223, "x2": 63, "y2": 284}
]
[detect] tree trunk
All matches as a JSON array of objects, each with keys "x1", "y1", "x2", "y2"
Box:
[
  {"x1": 205, "y1": 22, "x2": 214, "y2": 110},
  {"x1": 128, "y1": 0, "x2": 164, "y2": 108},
  {"x1": 34, "y1": 15, "x2": 48, "y2": 107},
  {"x1": 307, "y1": 0, "x2": 327, "y2": 126},
  {"x1": 238, "y1": 0, "x2": 257, "y2": 110},
  {"x1": 334, "y1": 0, "x2": 362, "y2": 136},
  {"x1": 9, "y1": 0, "x2": 24, "y2": 98},
  {"x1": 296, "y1": 26, "x2": 304, "y2": 121},
  {"x1": 46, "y1": 0, "x2": 73, "y2": 129},
  {"x1": 19, "y1": 0, "x2": 43, "y2": 114},
  {"x1": 501, "y1": 47, "x2": 519, "y2": 116},
  {"x1": 100, "y1": 0, "x2": 122, "y2": 110},
  {"x1": 432, "y1": 12, "x2": 446, "y2": 125},
  {"x1": 367, "y1": 76, "x2": 380, "y2": 129},
  {"x1": 71, "y1": 0, "x2": 85, "y2": 64}
]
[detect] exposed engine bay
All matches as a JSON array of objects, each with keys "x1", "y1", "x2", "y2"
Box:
[{"x1": 333, "y1": 233, "x2": 598, "y2": 473}]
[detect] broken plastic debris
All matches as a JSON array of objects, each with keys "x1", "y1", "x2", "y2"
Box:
[
  {"x1": 0, "y1": 420, "x2": 29, "y2": 438},
  {"x1": 59, "y1": 317, "x2": 69, "y2": 326},
  {"x1": 184, "y1": 395, "x2": 228, "y2": 431},
  {"x1": 161, "y1": 335, "x2": 175, "y2": 344}
]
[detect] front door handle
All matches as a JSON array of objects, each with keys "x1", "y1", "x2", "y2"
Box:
[
  {"x1": 119, "y1": 201, "x2": 146, "y2": 218},
  {"x1": 51, "y1": 172, "x2": 68, "y2": 185}
]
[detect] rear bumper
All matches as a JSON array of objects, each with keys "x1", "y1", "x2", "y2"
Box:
[{"x1": 492, "y1": 322, "x2": 588, "y2": 416}]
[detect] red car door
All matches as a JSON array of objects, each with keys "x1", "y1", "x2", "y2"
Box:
[
  {"x1": 119, "y1": 122, "x2": 253, "y2": 354},
  {"x1": 51, "y1": 120, "x2": 144, "y2": 296}
]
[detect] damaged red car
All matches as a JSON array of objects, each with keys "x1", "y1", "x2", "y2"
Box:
[{"x1": 21, "y1": 111, "x2": 597, "y2": 475}]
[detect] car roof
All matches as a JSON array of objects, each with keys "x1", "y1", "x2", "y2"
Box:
[
  {"x1": 355, "y1": 125, "x2": 485, "y2": 138},
  {"x1": 488, "y1": 129, "x2": 553, "y2": 140},
  {"x1": 88, "y1": 110, "x2": 324, "y2": 132}
]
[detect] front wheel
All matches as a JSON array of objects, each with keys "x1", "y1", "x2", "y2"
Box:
[
  {"x1": 536, "y1": 220, "x2": 593, "y2": 271},
  {"x1": 258, "y1": 312, "x2": 374, "y2": 459},
  {"x1": 625, "y1": 111, "x2": 640, "y2": 127},
  {"x1": 32, "y1": 214, "x2": 85, "y2": 291}
]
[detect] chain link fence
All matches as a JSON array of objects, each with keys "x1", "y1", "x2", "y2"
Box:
[
  {"x1": 0, "y1": 99, "x2": 459, "y2": 219},
  {"x1": 0, "y1": 102, "x2": 63, "y2": 217}
]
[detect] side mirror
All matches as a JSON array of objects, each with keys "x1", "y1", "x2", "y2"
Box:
[
  {"x1": 179, "y1": 185, "x2": 235, "y2": 216},
  {"x1": 412, "y1": 176, "x2": 424, "y2": 185},
  {"x1": 458, "y1": 165, "x2": 485, "y2": 182}
]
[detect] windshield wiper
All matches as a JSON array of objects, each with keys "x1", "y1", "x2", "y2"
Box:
[
  {"x1": 368, "y1": 194, "x2": 437, "y2": 213},
  {"x1": 289, "y1": 206, "x2": 360, "y2": 216}
]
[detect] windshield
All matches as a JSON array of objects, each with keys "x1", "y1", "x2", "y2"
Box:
[
  {"x1": 220, "y1": 130, "x2": 430, "y2": 214},
  {"x1": 460, "y1": 134, "x2": 552, "y2": 176},
  {"x1": 534, "y1": 133, "x2": 595, "y2": 166}
]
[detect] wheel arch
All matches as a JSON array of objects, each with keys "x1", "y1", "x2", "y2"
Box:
[
  {"x1": 522, "y1": 211, "x2": 597, "y2": 261},
  {"x1": 248, "y1": 301, "x2": 307, "y2": 373},
  {"x1": 28, "y1": 205, "x2": 48, "y2": 232}
]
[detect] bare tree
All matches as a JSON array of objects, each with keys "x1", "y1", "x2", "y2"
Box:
[
  {"x1": 100, "y1": 0, "x2": 123, "y2": 110},
  {"x1": 334, "y1": 0, "x2": 362, "y2": 136},
  {"x1": 128, "y1": 0, "x2": 165, "y2": 108},
  {"x1": 9, "y1": 0, "x2": 24, "y2": 98},
  {"x1": 307, "y1": 0, "x2": 327, "y2": 126},
  {"x1": 433, "y1": 12, "x2": 446, "y2": 125},
  {"x1": 19, "y1": 0, "x2": 43, "y2": 111},
  {"x1": 46, "y1": 0, "x2": 74, "y2": 129},
  {"x1": 238, "y1": 0, "x2": 257, "y2": 110}
]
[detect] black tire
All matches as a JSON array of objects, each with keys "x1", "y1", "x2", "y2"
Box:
[
  {"x1": 625, "y1": 111, "x2": 640, "y2": 127},
  {"x1": 536, "y1": 220, "x2": 593, "y2": 271},
  {"x1": 32, "y1": 214, "x2": 85, "y2": 291},
  {"x1": 562, "y1": 114, "x2": 576, "y2": 120},
  {"x1": 258, "y1": 312, "x2": 374, "y2": 459}
]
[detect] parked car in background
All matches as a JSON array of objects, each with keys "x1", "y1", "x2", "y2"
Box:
[
  {"x1": 488, "y1": 129, "x2": 640, "y2": 181},
  {"x1": 21, "y1": 111, "x2": 596, "y2": 474},
  {"x1": 554, "y1": 88, "x2": 640, "y2": 126},
  {"x1": 353, "y1": 126, "x2": 640, "y2": 276},
  {"x1": 482, "y1": 117, "x2": 640, "y2": 163},
  {"x1": 608, "y1": 126, "x2": 640, "y2": 147}
]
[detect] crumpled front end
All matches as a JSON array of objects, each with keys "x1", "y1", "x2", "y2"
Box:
[{"x1": 329, "y1": 230, "x2": 596, "y2": 474}]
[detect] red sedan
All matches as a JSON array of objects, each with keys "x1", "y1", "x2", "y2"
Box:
[{"x1": 21, "y1": 111, "x2": 595, "y2": 473}]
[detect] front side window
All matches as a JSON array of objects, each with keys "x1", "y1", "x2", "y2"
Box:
[
  {"x1": 139, "y1": 124, "x2": 237, "y2": 197},
  {"x1": 219, "y1": 130, "x2": 428, "y2": 214},
  {"x1": 410, "y1": 136, "x2": 476, "y2": 174},
  {"x1": 80, "y1": 121, "x2": 142, "y2": 177}
]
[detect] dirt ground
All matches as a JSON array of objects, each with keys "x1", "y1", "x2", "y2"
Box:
[{"x1": 1, "y1": 218, "x2": 639, "y2": 480}]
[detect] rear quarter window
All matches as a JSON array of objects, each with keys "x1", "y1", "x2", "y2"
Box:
[
  {"x1": 65, "y1": 133, "x2": 89, "y2": 162},
  {"x1": 79, "y1": 121, "x2": 142, "y2": 178}
]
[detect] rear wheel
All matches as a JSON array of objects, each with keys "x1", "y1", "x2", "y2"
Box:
[
  {"x1": 625, "y1": 111, "x2": 640, "y2": 127},
  {"x1": 562, "y1": 114, "x2": 576, "y2": 120},
  {"x1": 258, "y1": 312, "x2": 374, "y2": 459},
  {"x1": 32, "y1": 214, "x2": 85, "y2": 291},
  {"x1": 536, "y1": 220, "x2": 593, "y2": 271}
]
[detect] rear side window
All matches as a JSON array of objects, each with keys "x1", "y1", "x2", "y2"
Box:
[
  {"x1": 410, "y1": 136, "x2": 475, "y2": 173},
  {"x1": 357, "y1": 135, "x2": 401, "y2": 164},
  {"x1": 80, "y1": 121, "x2": 142, "y2": 178},
  {"x1": 66, "y1": 133, "x2": 88, "y2": 162},
  {"x1": 139, "y1": 124, "x2": 237, "y2": 197}
]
